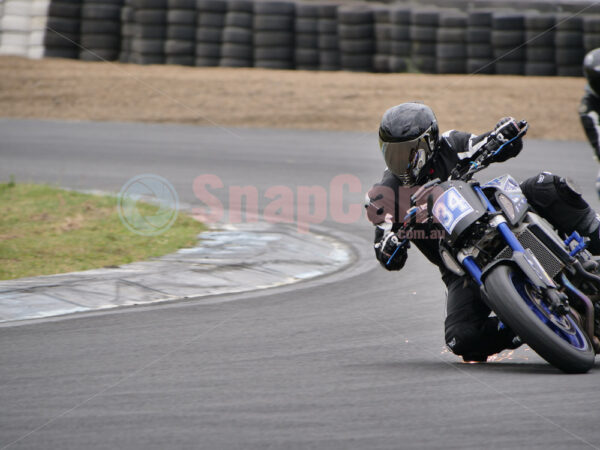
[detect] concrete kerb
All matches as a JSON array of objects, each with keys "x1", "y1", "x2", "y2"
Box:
[{"x1": 0, "y1": 219, "x2": 359, "y2": 323}]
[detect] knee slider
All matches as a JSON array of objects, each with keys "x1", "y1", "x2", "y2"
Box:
[
  {"x1": 555, "y1": 176, "x2": 587, "y2": 210},
  {"x1": 555, "y1": 177, "x2": 599, "y2": 235},
  {"x1": 520, "y1": 172, "x2": 558, "y2": 210},
  {"x1": 521, "y1": 172, "x2": 595, "y2": 234},
  {"x1": 445, "y1": 326, "x2": 480, "y2": 356}
]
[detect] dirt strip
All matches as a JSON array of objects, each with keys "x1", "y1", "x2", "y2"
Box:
[{"x1": 0, "y1": 56, "x2": 588, "y2": 140}]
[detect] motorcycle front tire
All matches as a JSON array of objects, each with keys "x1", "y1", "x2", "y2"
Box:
[{"x1": 485, "y1": 264, "x2": 595, "y2": 374}]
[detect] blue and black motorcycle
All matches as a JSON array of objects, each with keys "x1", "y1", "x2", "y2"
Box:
[{"x1": 402, "y1": 123, "x2": 599, "y2": 373}]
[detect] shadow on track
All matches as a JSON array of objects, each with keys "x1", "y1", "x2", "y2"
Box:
[{"x1": 350, "y1": 359, "x2": 571, "y2": 376}]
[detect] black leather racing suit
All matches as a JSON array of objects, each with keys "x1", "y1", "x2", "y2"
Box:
[
  {"x1": 579, "y1": 86, "x2": 600, "y2": 160},
  {"x1": 368, "y1": 130, "x2": 600, "y2": 358}
]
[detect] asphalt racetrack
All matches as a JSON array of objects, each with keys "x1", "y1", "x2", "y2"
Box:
[{"x1": 1, "y1": 119, "x2": 600, "y2": 449}]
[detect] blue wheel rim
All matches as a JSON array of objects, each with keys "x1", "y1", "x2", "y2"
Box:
[{"x1": 510, "y1": 272, "x2": 589, "y2": 351}]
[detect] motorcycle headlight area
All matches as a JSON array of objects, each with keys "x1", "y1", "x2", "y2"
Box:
[
  {"x1": 440, "y1": 247, "x2": 465, "y2": 276},
  {"x1": 496, "y1": 193, "x2": 516, "y2": 222}
]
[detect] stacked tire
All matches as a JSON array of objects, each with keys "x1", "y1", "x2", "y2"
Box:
[
  {"x1": 29, "y1": 0, "x2": 50, "y2": 59},
  {"x1": 437, "y1": 11, "x2": 467, "y2": 74},
  {"x1": 253, "y1": 1, "x2": 295, "y2": 70},
  {"x1": 467, "y1": 10, "x2": 494, "y2": 74},
  {"x1": 373, "y1": 6, "x2": 391, "y2": 73},
  {"x1": 220, "y1": 0, "x2": 253, "y2": 68},
  {"x1": 525, "y1": 14, "x2": 556, "y2": 76},
  {"x1": 294, "y1": 2, "x2": 319, "y2": 70},
  {"x1": 79, "y1": 0, "x2": 123, "y2": 61},
  {"x1": 119, "y1": 0, "x2": 134, "y2": 62},
  {"x1": 0, "y1": 0, "x2": 32, "y2": 57},
  {"x1": 555, "y1": 14, "x2": 585, "y2": 77},
  {"x1": 317, "y1": 3, "x2": 339, "y2": 71},
  {"x1": 389, "y1": 7, "x2": 411, "y2": 73},
  {"x1": 196, "y1": 0, "x2": 227, "y2": 67},
  {"x1": 491, "y1": 13, "x2": 526, "y2": 75},
  {"x1": 43, "y1": 0, "x2": 82, "y2": 59},
  {"x1": 337, "y1": 5, "x2": 374, "y2": 72},
  {"x1": 583, "y1": 15, "x2": 600, "y2": 54},
  {"x1": 130, "y1": 0, "x2": 168, "y2": 65},
  {"x1": 410, "y1": 9, "x2": 439, "y2": 73},
  {"x1": 165, "y1": 0, "x2": 196, "y2": 66}
]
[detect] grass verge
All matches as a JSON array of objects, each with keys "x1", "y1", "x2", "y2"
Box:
[{"x1": 0, "y1": 180, "x2": 205, "y2": 280}]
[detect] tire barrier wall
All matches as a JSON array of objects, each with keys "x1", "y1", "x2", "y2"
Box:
[
  {"x1": 410, "y1": 8, "x2": 438, "y2": 73},
  {"x1": 253, "y1": 0, "x2": 295, "y2": 69},
  {"x1": 525, "y1": 14, "x2": 556, "y2": 76},
  {"x1": 373, "y1": 6, "x2": 390, "y2": 72},
  {"x1": 3, "y1": 0, "x2": 600, "y2": 77},
  {"x1": 491, "y1": 13, "x2": 525, "y2": 75},
  {"x1": 221, "y1": 0, "x2": 253, "y2": 67},
  {"x1": 437, "y1": 11, "x2": 467, "y2": 74},
  {"x1": 389, "y1": 7, "x2": 410, "y2": 72},
  {"x1": 294, "y1": 2, "x2": 319, "y2": 70},
  {"x1": 467, "y1": 10, "x2": 494, "y2": 74},
  {"x1": 0, "y1": 0, "x2": 50, "y2": 59},
  {"x1": 79, "y1": 0, "x2": 124, "y2": 61},
  {"x1": 166, "y1": 0, "x2": 196, "y2": 66},
  {"x1": 130, "y1": 0, "x2": 168, "y2": 65},
  {"x1": 555, "y1": 13, "x2": 585, "y2": 77},
  {"x1": 317, "y1": 3, "x2": 338, "y2": 71}
]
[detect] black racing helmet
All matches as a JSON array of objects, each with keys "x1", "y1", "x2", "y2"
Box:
[
  {"x1": 584, "y1": 48, "x2": 600, "y2": 96},
  {"x1": 378, "y1": 102, "x2": 439, "y2": 184}
]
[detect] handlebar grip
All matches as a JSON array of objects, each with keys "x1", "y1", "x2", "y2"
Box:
[{"x1": 410, "y1": 177, "x2": 441, "y2": 204}]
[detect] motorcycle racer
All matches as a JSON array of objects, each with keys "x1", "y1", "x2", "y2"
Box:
[
  {"x1": 367, "y1": 102, "x2": 600, "y2": 362},
  {"x1": 580, "y1": 48, "x2": 600, "y2": 198}
]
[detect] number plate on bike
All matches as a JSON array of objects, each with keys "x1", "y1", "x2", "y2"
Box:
[{"x1": 432, "y1": 187, "x2": 474, "y2": 234}]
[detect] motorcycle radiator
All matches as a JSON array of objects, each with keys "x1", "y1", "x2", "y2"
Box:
[{"x1": 495, "y1": 225, "x2": 565, "y2": 279}]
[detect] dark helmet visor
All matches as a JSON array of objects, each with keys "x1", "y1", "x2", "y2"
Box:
[{"x1": 380, "y1": 129, "x2": 434, "y2": 178}]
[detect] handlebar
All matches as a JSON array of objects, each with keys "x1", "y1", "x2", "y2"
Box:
[
  {"x1": 452, "y1": 119, "x2": 529, "y2": 181},
  {"x1": 410, "y1": 177, "x2": 442, "y2": 206},
  {"x1": 399, "y1": 180, "x2": 442, "y2": 240}
]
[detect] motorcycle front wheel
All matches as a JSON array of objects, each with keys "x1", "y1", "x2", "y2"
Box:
[{"x1": 485, "y1": 264, "x2": 595, "y2": 374}]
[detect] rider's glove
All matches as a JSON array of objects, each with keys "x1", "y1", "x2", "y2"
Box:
[
  {"x1": 374, "y1": 227, "x2": 409, "y2": 271},
  {"x1": 495, "y1": 117, "x2": 521, "y2": 141},
  {"x1": 488, "y1": 117, "x2": 524, "y2": 163}
]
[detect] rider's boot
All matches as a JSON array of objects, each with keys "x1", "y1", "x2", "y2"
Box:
[
  {"x1": 593, "y1": 336, "x2": 600, "y2": 354},
  {"x1": 569, "y1": 307, "x2": 600, "y2": 354},
  {"x1": 460, "y1": 323, "x2": 522, "y2": 363}
]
